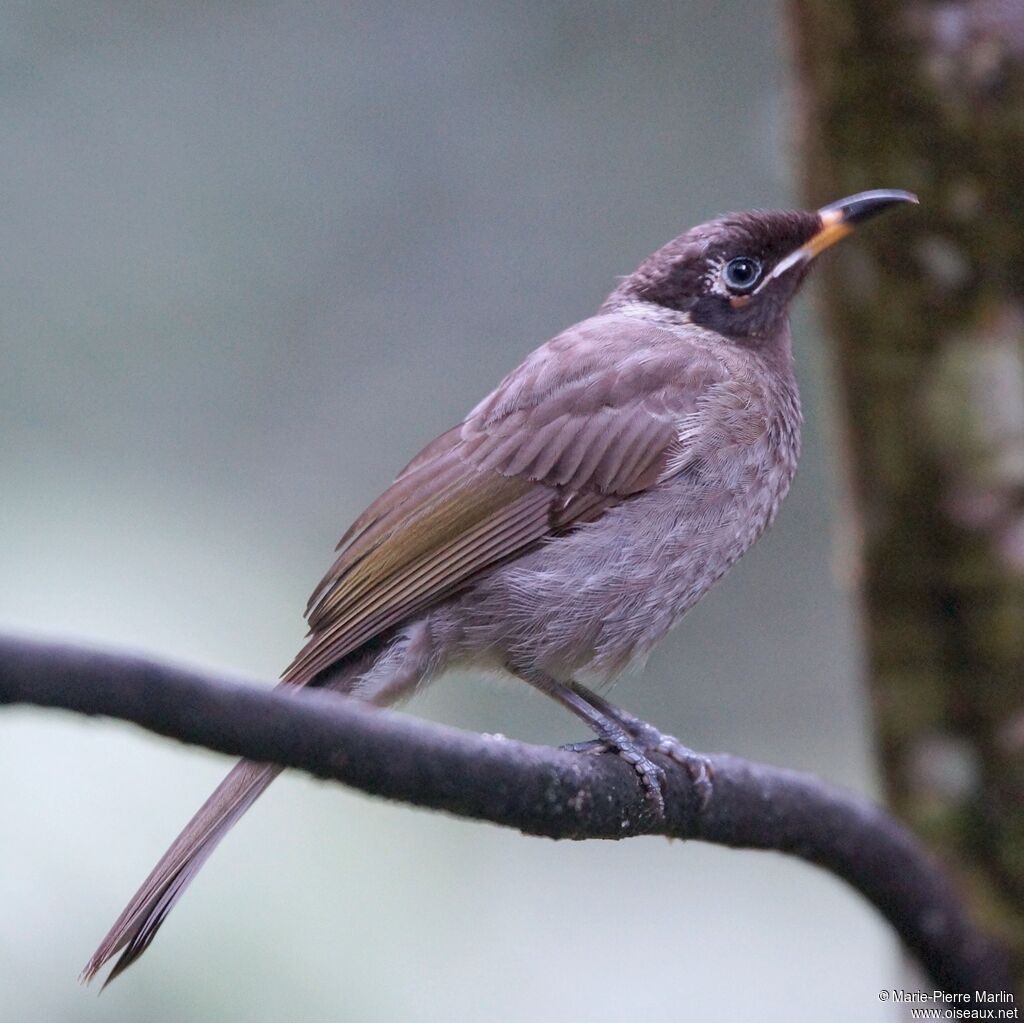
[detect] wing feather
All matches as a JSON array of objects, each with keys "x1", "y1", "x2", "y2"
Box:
[
  {"x1": 287, "y1": 479, "x2": 552, "y2": 680},
  {"x1": 284, "y1": 315, "x2": 726, "y2": 686}
]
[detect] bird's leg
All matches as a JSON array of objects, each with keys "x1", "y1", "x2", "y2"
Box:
[
  {"x1": 566, "y1": 680, "x2": 714, "y2": 811},
  {"x1": 515, "y1": 668, "x2": 668, "y2": 818}
]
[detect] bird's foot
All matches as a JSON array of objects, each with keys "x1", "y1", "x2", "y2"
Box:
[
  {"x1": 560, "y1": 728, "x2": 713, "y2": 813},
  {"x1": 596, "y1": 706, "x2": 715, "y2": 812},
  {"x1": 521, "y1": 669, "x2": 710, "y2": 819},
  {"x1": 560, "y1": 737, "x2": 667, "y2": 818}
]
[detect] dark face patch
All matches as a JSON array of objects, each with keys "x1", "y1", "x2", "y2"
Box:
[{"x1": 607, "y1": 209, "x2": 822, "y2": 343}]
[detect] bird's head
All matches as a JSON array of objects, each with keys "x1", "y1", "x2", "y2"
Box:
[{"x1": 606, "y1": 190, "x2": 918, "y2": 343}]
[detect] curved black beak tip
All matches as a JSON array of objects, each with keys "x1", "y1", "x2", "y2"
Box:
[{"x1": 820, "y1": 188, "x2": 919, "y2": 226}]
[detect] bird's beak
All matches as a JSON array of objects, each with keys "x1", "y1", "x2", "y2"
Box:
[{"x1": 765, "y1": 189, "x2": 919, "y2": 284}]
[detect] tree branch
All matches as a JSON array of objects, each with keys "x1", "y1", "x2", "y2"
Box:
[{"x1": 0, "y1": 632, "x2": 1011, "y2": 998}]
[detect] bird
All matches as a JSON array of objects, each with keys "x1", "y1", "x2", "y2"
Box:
[{"x1": 82, "y1": 188, "x2": 917, "y2": 986}]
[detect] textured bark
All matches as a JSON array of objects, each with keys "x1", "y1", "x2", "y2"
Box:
[{"x1": 789, "y1": 0, "x2": 1024, "y2": 989}]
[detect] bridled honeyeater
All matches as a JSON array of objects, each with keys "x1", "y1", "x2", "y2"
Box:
[{"x1": 83, "y1": 189, "x2": 917, "y2": 985}]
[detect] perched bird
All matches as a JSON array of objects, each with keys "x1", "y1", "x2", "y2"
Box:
[{"x1": 83, "y1": 189, "x2": 917, "y2": 985}]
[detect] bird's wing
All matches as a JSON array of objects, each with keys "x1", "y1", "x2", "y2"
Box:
[{"x1": 283, "y1": 315, "x2": 725, "y2": 684}]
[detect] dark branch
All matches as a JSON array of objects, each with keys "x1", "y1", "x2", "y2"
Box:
[{"x1": 0, "y1": 632, "x2": 1011, "y2": 998}]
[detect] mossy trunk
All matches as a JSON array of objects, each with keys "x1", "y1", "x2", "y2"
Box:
[{"x1": 788, "y1": 0, "x2": 1024, "y2": 991}]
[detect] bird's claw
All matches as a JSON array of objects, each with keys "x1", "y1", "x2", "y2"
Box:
[
  {"x1": 654, "y1": 734, "x2": 715, "y2": 812},
  {"x1": 559, "y1": 739, "x2": 607, "y2": 756},
  {"x1": 560, "y1": 737, "x2": 667, "y2": 817},
  {"x1": 561, "y1": 729, "x2": 713, "y2": 817},
  {"x1": 608, "y1": 738, "x2": 668, "y2": 818}
]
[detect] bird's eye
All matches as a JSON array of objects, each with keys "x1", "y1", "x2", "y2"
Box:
[{"x1": 722, "y1": 256, "x2": 763, "y2": 294}]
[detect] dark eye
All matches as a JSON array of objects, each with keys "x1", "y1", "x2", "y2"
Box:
[{"x1": 722, "y1": 256, "x2": 763, "y2": 294}]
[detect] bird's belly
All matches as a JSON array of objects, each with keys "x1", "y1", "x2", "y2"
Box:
[{"x1": 460, "y1": 451, "x2": 797, "y2": 685}]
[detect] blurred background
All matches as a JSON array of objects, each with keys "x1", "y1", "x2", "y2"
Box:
[{"x1": 0, "y1": 3, "x2": 911, "y2": 1021}]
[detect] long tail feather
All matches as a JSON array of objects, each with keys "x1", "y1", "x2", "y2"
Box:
[
  {"x1": 80, "y1": 759, "x2": 281, "y2": 987},
  {"x1": 81, "y1": 638, "x2": 412, "y2": 986}
]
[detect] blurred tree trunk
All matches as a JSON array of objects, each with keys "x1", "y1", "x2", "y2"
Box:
[{"x1": 788, "y1": 0, "x2": 1024, "y2": 991}]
